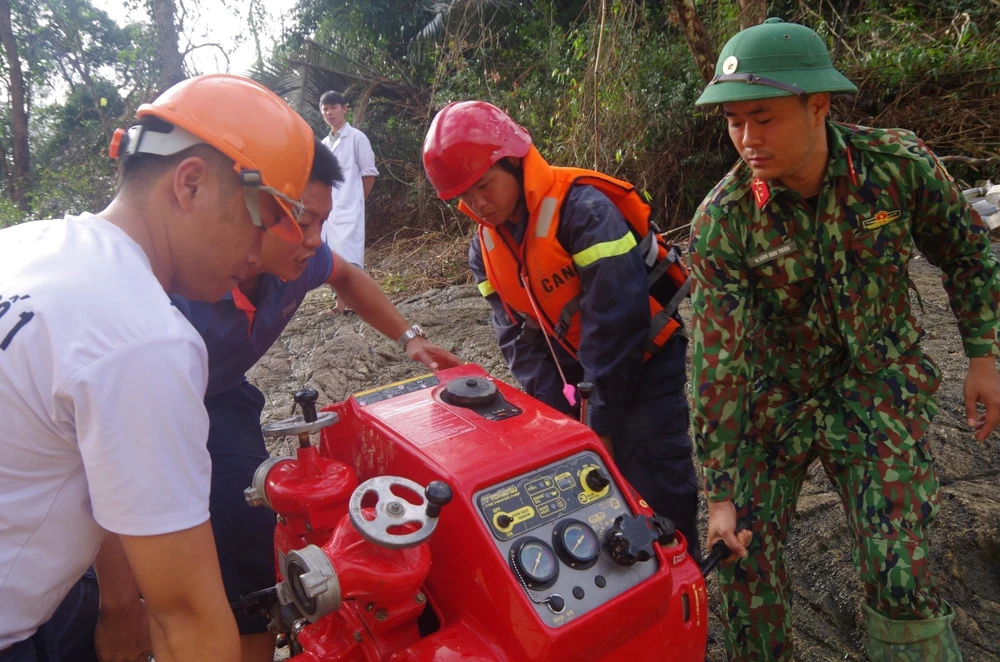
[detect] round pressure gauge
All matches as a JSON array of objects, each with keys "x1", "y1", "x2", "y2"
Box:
[
  {"x1": 511, "y1": 537, "x2": 559, "y2": 589},
  {"x1": 554, "y1": 519, "x2": 600, "y2": 569}
]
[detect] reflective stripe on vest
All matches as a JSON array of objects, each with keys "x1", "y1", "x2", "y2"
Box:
[
  {"x1": 535, "y1": 197, "x2": 559, "y2": 237},
  {"x1": 572, "y1": 230, "x2": 637, "y2": 268},
  {"x1": 477, "y1": 279, "x2": 496, "y2": 297}
]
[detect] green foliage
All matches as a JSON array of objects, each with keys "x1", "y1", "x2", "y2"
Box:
[
  {"x1": 0, "y1": 0, "x2": 157, "y2": 226},
  {"x1": 410, "y1": 0, "x2": 999, "y2": 234},
  {"x1": 832, "y1": 4, "x2": 1000, "y2": 90},
  {"x1": 29, "y1": 160, "x2": 116, "y2": 220},
  {"x1": 429, "y1": 0, "x2": 729, "y2": 226},
  {"x1": 0, "y1": 198, "x2": 28, "y2": 229}
]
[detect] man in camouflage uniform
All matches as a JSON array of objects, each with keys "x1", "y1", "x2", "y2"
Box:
[{"x1": 688, "y1": 18, "x2": 1000, "y2": 661}]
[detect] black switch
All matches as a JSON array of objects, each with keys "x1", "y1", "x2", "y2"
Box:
[
  {"x1": 652, "y1": 515, "x2": 677, "y2": 546},
  {"x1": 496, "y1": 514, "x2": 513, "y2": 528},
  {"x1": 585, "y1": 469, "x2": 610, "y2": 492},
  {"x1": 572, "y1": 586, "x2": 585, "y2": 600},
  {"x1": 594, "y1": 575, "x2": 607, "y2": 588}
]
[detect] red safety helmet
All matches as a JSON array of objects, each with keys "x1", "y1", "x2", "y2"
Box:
[{"x1": 422, "y1": 101, "x2": 532, "y2": 200}]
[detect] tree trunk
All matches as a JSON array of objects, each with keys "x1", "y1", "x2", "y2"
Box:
[
  {"x1": 670, "y1": 0, "x2": 716, "y2": 83},
  {"x1": 0, "y1": 130, "x2": 12, "y2": 192},
  {"x1": 152, "y1": 0, "x2": 185, "y2": 93},
  {"x1": 0, "y1": 0, "x2": 30, "y2": 212},
  {"x1": 739, "y1": 0, "x2": 766, "y2": 29}
]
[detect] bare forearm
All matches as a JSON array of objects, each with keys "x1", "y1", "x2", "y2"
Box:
[
  {"x1": 362, "y1": 176, "x2": 375, "y2": 199},
  {"x1": 120, "y1": 523, "x2": 240, "y2": 662},
  {"x1": 95, "y1": 534, "x2": 141, "y2": 611},
  {"x1": 147, "y1": 610, "x2": 239, "y2": 662},
  {"x1": 331, "y1": 265, "x2": 409, "y2": 339}
]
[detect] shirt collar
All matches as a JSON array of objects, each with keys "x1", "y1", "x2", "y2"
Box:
[
  {"x1": 825, "y1": 121, "x2": 852, "y2": 181},
  {"x1": 520, "y1": 144, "x2": 556, "y2": 215},
  {"x1": 328, "y1": 122, "x2": 352, "y2": 140}
]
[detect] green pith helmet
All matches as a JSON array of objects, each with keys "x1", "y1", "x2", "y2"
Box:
[{"x1": 695, "y1": 18, "x2": 857, "y2": 106}]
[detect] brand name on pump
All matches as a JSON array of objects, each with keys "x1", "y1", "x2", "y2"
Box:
[{"x1": 540, "y1": 264, "x2": 579, "y2": 295}]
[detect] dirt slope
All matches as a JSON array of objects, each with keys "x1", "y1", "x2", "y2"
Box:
[{"x1": 251, "y1": 251, "x2": 1000, "y2": 661}]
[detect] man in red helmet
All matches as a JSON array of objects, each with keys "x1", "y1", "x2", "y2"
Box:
[
  {"x1": 0, "y1": 74, "x2": 313, "y2": 662},
  {"x1": 422, "y1": 101, "x2": 701, "y2": 561}
]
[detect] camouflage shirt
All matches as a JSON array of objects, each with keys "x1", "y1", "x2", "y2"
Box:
[{"x1": 689, "y1": 122, "x2": 1000, "y2": 500}]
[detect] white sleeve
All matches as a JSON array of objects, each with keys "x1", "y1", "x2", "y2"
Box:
[
  {"x1": 355, "y1": 132, "x2": 379, "y2": 177},
  {"x1": 62, "y1": 334, "x2": 212, "y2": 537}
]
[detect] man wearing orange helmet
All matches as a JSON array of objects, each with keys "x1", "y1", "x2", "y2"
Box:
[
  {"x1": 422, "y1": 101, "x2": 701, "y2": 562},
  {"x1": 91, "y1": 140, "x2": 462, "y2": 662},
  {"x1": 0, "y1": 74, "x2": 314, "y2": 662}
]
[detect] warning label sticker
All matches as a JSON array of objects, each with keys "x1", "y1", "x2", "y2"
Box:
[{"x1": 373, "y1": 399, "x2": 474, "y2": 447}]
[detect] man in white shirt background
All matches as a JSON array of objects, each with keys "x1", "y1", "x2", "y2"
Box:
[
  {"x1": 0, "y1": 74, "x2": 314, "y2": 662},
  {"x1": 319, "y1": 90, "x2": 379, "y2": 274}
]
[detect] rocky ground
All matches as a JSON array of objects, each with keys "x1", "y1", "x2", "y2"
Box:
[{"x1": 252, "y1": 243, "x2": 1000, "y2": 661}]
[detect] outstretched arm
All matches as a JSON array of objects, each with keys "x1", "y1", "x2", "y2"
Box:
[{"x1": 327, "y1": 253, "x2": 462, "y2": 369}]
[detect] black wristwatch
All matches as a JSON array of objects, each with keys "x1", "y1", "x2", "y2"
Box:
[{"x1": 397, "y1": 324, "x2": 426, "y2": 350}]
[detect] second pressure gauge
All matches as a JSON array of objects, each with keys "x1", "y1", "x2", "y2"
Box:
[{"x1": 553, "y1": 519, "x2": 600, "y2": 569}]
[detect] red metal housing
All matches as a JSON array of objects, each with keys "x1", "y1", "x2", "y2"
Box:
[{"x1": 267, "y1": 365, "x2": 708, "y2": 661}]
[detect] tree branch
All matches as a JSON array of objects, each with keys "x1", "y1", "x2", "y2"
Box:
[
  {"x1": 182, "y1": 41, "x2": 231, "y2": 70},
  {"x1": 939, "y1": 155, "x2": 1000, "y2": 166}
]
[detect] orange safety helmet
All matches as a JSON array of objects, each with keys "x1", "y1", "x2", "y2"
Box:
[
  {"x1": 422, "y1": 101, "x2": 532, "y2": 200},
  {"x1": 110, "y1": 74, "x2": 314, "y2": 243}
]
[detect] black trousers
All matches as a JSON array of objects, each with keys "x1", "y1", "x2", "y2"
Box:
[{"x1": 0, "y1": 572, "x2": 99, "y2": 662}]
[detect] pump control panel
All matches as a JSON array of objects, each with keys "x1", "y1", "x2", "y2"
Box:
[{"x1": 474, "y1": 451, "x2": 657, "y2": 628}]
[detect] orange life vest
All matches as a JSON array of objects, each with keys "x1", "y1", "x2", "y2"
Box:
[{"x1": 464, "y1": 146, "x2": 689, "y2": 360}]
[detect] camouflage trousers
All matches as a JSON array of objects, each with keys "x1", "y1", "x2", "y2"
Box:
[{"x1": 717, "y1": 361, "x2": 962, "y2": 661}]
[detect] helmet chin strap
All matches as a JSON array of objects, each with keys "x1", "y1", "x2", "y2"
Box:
[{"x1": 707, "y1": 73, "x2": 806, "y2": 98}]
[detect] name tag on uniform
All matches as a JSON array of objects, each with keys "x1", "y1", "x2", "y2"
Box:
[
  {"x1": 861, "y1": 210, "x2": 902, "y2": 230},
  {"x1": 747, "y1": 239, "x2": 796, "y2": 267}
]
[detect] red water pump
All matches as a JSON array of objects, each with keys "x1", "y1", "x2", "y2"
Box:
[{"x1": 238, "y1": 365, "x2": 710, "y2": 660}]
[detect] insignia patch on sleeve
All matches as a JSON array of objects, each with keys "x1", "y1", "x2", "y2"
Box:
[{"x1": 861, "y1": 210, "x2": 902, "y2": 230}]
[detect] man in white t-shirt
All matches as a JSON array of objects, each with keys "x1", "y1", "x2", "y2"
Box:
[
  {"x1": 319, "y1": 90, "x2": 379, "y2": 269},
  {"x1": 0, "y1": 74, "x2": 314, "y2": 662}
]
